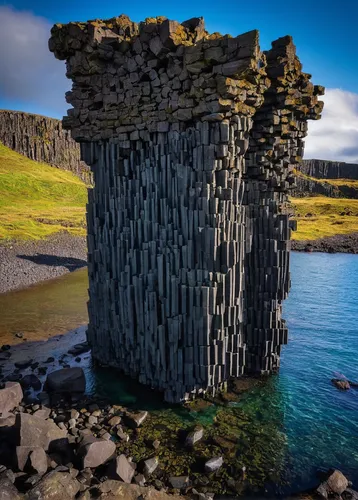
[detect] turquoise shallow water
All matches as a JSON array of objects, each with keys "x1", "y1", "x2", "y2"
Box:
[{"x1": 1, "y1": 252, "x2": 358, "y2": 494}]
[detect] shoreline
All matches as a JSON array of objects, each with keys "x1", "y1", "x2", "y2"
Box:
[
  {"x1": 291, "y1": 232, "x2": 358, "y2": 254},
  {"x1": 0, "y1": 233, "x2": 87, "y2": 294},
  {"x1": 1, "y1": 231, "x2": 358, "y2": 296}
]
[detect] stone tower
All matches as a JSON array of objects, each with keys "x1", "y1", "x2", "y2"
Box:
[{"x1": 49, "y1": 15, "x2": 324, "y2": 402}]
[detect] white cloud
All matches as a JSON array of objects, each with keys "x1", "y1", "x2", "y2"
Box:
[
  {"x1": 304, "y1": 88, "x2": 358, "y2": 163},
  {"x1": 0, "y1": 6, "x2": 70, "y2": 117}
]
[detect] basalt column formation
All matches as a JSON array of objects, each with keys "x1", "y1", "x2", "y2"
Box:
[{"x1": 49, "y1": 16, "x2": 324, "y2": 402}]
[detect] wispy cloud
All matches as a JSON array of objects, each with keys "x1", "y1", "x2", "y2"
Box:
[
  {"x1": 0, "y1": 6, "x2": 70, "y2": 117},
  {"x1": 304, "y1": 88, "x2": 358, "y2": 163}
]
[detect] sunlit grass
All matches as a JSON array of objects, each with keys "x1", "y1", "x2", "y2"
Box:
[
  {"x1": 290, "y1": 196, "x2": 358, "y2": 241},
  {"x1": 0, "y1": 142, "x2": 87, "y2": 242}
]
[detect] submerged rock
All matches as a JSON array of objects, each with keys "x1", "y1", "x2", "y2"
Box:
[
  {"x1": 169, "y1": 476, "x2": 189, "y2": 489},
  {"x1": 332, "y1": 379, "x2": 350, "y2": 390},
  {"x1": 45, "y1": 368, "x2": 86, "y2": 394},
  {"x1": 185, "y1": 425, "x2": 204, "y2": 447},
  {"x1": 0, "y1": 382, "x2": 23, "y2": 413},
  {"x1": 204, "y1": 456, "x2": 223, "y2": 473}
]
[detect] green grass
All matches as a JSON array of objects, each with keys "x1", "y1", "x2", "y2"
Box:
[
  {"x1": 290, "y1": 196, "x2": 358, "y2": 241},
  {"x1": 0, "y1": 142, "x2": 87, "y2": 242}
]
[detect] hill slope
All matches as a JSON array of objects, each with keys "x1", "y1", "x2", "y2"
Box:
[{"x1": 0, "y1": 142, "x2": 87, "y2": 242}]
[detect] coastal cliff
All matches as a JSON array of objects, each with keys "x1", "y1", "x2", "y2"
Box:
[
  {"x1": 300, "y1": 158, "x2": 358, "y2": 179},
  {"x1": 0, "y1": 110, "x2": 91, "y2": 183}
]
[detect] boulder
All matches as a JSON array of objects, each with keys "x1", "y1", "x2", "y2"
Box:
[
  {"x1": 16, "y1": 446, "x2": 47, "y2": 474},
  {"x1": 95, "y1": 479, "x2": 183, "y2": 499},
  {"x1": 0, "y1": 476, "x2": 22, "y2": 500},
  {"x1": 317, "y1": 469, "x2": 349, "y2": 498},
  {"x1": 204, "y1": 456, "x2": 223, "y2": 472},
  {"x1": 20, "y1": 375, "x2": 42, "y2": 391},
  {"x1": 115, "y1": 454, "x2": 136, "y2": 483},
  {"x1": 143, "y1": 457, "x2": 158, "y2": 475},
  {"x1": 123, "y1": 410, "x2": 148, "y2": 428},
  {"x1": 16, "y1": 413, "x2": 67, "y2": 451},
  {"x1": 45, "y1": 368, "x2": 86, "y2": 394},
  {"x1": 169, "y1": 476, "x2": 189, "y2": 489},
  {"x1": 0, "y1": 382, "x2": 23, "y2": 413},
  {"x1": 332, "y1": 379, "x2": 350, "y2": 390},
  {"x1": 0, "y1": 411, "x2": 16, "y2": 428},
  {"x1": 185, "y1": 425, "x2": 204, "y2": 447},
  {"x1": 25, "y1": 471, "x2": 80, "y2": 500},
  {"x1": 78, "y1": 436, "x2": 115, "y2": 468}
]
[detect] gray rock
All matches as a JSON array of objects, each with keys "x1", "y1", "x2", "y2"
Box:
[
  {"x1": 0, "y1": 382, "x2": 23, "y2": 413},
  {"x1": 33, "y1": 408, "x2": 51, "y2": 420},
  {"x1": 115, "y1": 454, "x2": 136, "y2": 483},
  {"x1": 29, "y1": 448, "x2": 48, "y2": 474},
  {"x1": 25, "y1": 470, "x2": 80, "y2": 500},
  {"x1": 143, "y1": 457, "x2": 158, "y2": 475},
  {"x1": 16, "y1": 413, "x2": 67, "y2": 451},
  {"x1": 204, "y1": 456, "x2": 223, "y2": 473},
  {"x1": 317, "y1": 469, "x2": 349, "y2": 497},
  {"x1": 108, "y1": 416, "x2": 121, "y2": 426},
  {"x1": 169, "y1": 476, "x2": 189, "y2": 489},
  {"x1": 45, "y1": 368, "x2": 86, "y2": 394},
  {"x1": 185, "y1": 425, "x2": 204, "y2": 447},
  {"x1": 78, "y1": 436, "x2": 115, "y2": 468},
  {"x1": 0, "y1": 411, "x2": 15, "y2": 428},
  {"x1": 124, "y1": 411, "x2": 148, "y2": 428},
  {"x1": 20, "y1": 375, "x2": 42, "y2": 391}
]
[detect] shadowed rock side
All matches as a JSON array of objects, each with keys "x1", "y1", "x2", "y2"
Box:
[
  {"x1": 0, "y1": 110, "x2": 91, "y2": 184},
  {"x1": 49, "y1": 15, "x2": 324, "y2": 402}
]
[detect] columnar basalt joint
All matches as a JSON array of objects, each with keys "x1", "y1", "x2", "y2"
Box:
[{"x1": 49, "y1": 15, "x2": 324, "y2": 402}]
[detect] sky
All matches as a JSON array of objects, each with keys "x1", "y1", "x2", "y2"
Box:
[{"x1": 0, "y1": 0, "x2": 357, "y2": 162}]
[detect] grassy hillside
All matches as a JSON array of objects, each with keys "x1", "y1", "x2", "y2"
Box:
[
  {"x1": 0, "y1": 142, "x2": 87, "y2": 242},
  {"x1": 291, "y1": 196, "x2": 358, "y2": 241}
]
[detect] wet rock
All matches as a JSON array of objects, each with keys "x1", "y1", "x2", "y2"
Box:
[
  {"x1": 152, "y1": 439, "x2": 160, "y2": 450},
  {"x1": 1, "y1": 345, "x2": 11, "y2": 351},
  {"x1": 45, "y1": 368, "x2": 86, "y2": 394},
  {"x1": 332, "y1": 379, "x2": 350, "y2": 390},
  {"x1": 317, "y1": 469, "x2": 349, "y2": 498},
  {"x1": 45, "y1": 357, "x2": 55, "y2": 363},
  {"x1": 37, "y1": 392, "x2": 50, "y2": 406},
  {"x1": 169, "y1": 476, "x2": 189, "y2": 489},
  {"x1": 68, "y1": 342, "x2": 90, "y2": 356},
  {"x1": 0, "y1": 382, "x2": 23, "y2": 413},
  {"x1": 20, "y1": 375, "x2": 42, "y2": 391},
  {"x1": 78, "y1": 436, "x2": 115, "y2": 468},
  {"x1": 14, "y1": 359, "x2": 33, "y2": 369},
  {"x1": 25, "y1": 470, "x2": 80, "y2": 500},
  {"x1": 143, "y1": 457, "x2": 158, "y2": 475},
  {"x1": 115, "y1": 454, "x2": 136, "y2": 483},
  {"x1": 124, "y1": 410, "x2": 148, "y2": 428},
  {"x1": 204, "y1": 456, "x2": 223, "y2": 473},
  {"x1": 185, "y1": 425, "x2": 204, "y2": 447},
  {"x1": 5, "y1": 373, "x2": 22, "y2": 382},
  {"x1": 16, "y1": 412, "x2": 67, "y2": 451}
]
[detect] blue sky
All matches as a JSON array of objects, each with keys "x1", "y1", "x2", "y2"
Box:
[{"x1": 0, "y1": 0, "x2": 358, "y2": 161}]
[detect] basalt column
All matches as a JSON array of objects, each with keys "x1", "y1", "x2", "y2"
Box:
[{"x1": 49, "y1": 15, "x2": 324, "y2": 402}]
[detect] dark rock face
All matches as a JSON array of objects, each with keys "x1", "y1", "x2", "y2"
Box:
[
  {"x1": 49, "y1": 14, "x2": 324, "y2": 403},
  {"x1": 0, "y1": 382, "x2": 23, "y2": 413},
  {"x1": 300, "y1": 159, "x2": 358, "y2": 180},
  {"x1": 0, "y1": 110, "x2": 91, "y2": 184},
  {"x1": 45, "y1": 368, "x2": 86, "y2": 395}
]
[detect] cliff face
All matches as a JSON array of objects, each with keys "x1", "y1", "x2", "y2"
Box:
[
  {"x1": 0, "y1": 110, "x2": 91, "y2": 183},
  {"x1": 292, "y1": 175, "x2": 358, "y2": 198},
  {"x1": 300, "y1": 159, "x2": 358, "y2": 180}
]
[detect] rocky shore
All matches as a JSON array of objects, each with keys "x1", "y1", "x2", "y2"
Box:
[
  {"x1": 0, "y1": 329, "x2": 356, "y2": 500},
  {"x1": 0, "y1": 233, "x2": 87, "y2": 294},
  {"x1": 291, "y1": 233, "x2": 358, "y2": 254}
]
